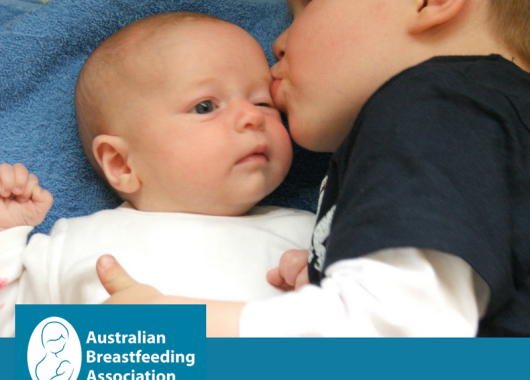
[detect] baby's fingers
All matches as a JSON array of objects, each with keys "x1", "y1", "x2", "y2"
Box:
[
  {"x1": 31, "y1": 185, "x2": 54, "y2": 215},
  {"x1": 16, "y1": 167, "x2": 52, "y2": 210},
  {"x1": 18, "y1": 173, "x2": 39, "y2": 203},
  {"x1": 0, "y1": 163, "x2": 15, "y2": 197},
  {"x1": 12, "y1": 163, "x2": 30, "y2": 197},
  {"x1": 0, "y1": 163, "x2": 31, "y2": 198}
]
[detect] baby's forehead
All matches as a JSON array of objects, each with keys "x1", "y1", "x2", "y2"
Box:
[
  {"x1": 123, "y1": 15, "x2": 244, "y2": 48},
  {"x1": 82, "y1": 15, "x2": 267, "y2": 107},
  {"x1": 113, "y1": 19, "x2": 261, "y2": 73}
]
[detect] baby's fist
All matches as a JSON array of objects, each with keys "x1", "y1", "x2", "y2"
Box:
[{"x1": 0, "y1": 163, "x2": 53, "y2": 231}]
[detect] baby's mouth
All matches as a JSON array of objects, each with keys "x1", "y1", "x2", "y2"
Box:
[{"x1": 235, "y1": 145, "x2": 269, "y2": 165}]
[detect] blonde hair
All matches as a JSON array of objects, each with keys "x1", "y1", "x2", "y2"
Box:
[{"x1": 488, "y1": 0, "x2": 530, "y2": 64}]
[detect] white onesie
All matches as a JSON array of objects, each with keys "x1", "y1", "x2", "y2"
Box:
[{"x1": 0, "y1": 204, "x2": 316, "y2": 337}]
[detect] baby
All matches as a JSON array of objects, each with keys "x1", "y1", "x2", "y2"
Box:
[{"x1": 0, "y1": 13, "x2": 315, "y2": 337}]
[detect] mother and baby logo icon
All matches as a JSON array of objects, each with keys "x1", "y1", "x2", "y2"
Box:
[{"x1": 27, "y1": 317, "x2": 82, "y2": 380}]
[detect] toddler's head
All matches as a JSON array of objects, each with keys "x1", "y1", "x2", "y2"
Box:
[
  {"x1": 75, "y1": 13, "x2": 292, "y2": 216},
  {"x1": 271, "y1": 0, "x2": 530, "y2": 152}
]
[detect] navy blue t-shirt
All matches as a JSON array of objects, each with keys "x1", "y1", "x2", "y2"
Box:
[{"x1": 308, "y1": 55, "x2": 530, "y2": 336}]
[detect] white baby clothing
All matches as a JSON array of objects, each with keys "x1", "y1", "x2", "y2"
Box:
[{"x1": 0, "y1": 204, "x2": 315, "y2": 337}]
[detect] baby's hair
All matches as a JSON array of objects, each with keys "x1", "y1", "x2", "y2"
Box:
[
  {"x1": 488, "y1": 0, "x2": 530, "y2": 65},
  {"x1": 74, "y1": 12, "x2": 229, "y2": 182}
]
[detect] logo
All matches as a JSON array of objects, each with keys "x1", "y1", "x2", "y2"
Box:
[{"x1": 27, "y1": 317, "x2": 82, "y2": 380}]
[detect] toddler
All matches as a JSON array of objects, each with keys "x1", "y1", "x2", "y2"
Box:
[
  {"x1": 99, "y1": 0, "x2": 530, "y2": 337},
  {"x1": 0, "y1": 13, "x2": 315, "y2": 337}
]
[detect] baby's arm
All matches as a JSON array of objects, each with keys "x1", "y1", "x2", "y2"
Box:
[{"x1": 0, "y1": 163, "x2": 53, "y2": 336}]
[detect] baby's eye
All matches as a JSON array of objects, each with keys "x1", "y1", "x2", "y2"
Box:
[
  {"x1": 255, "y1": 102, "x2": 273, "y2": 108},
  {"x1": 190, "y1": 100, "x2": 216, "y2": 114}
]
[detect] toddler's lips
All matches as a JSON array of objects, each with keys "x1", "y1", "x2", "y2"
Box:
[{"x1": 270, "y1": 79, "x2": 282, "y2": 106}]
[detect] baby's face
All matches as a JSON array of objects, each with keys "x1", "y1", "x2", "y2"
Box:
[{"x1": 119, "y1": 21, "x2": 292, "y2": 215}]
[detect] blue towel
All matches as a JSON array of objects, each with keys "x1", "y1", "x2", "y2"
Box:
[{"x1": 0, "y1": 0, "x2": 330, "y2": 234}]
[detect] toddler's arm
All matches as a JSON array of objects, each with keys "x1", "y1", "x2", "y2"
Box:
[
  {"x1": 98, "y1": 250, "x2": 488, "y2": 337},
  {"x1": 97, "y1": 255, "x2": 242, "y2": 337},
  {"x1": 0, "y1": 163, "x2": 53, "y2": 336},
  {"x1": 243, "y1": 248, "x2": 490, "y2": 336}
]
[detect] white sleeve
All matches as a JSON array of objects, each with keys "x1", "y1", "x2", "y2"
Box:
[
  {"x1": 0, "y1": 226, "x2": 34, "y2": 337},
  {"x1": 239, "y1": 248, "x2": 491, "y2": 337}
]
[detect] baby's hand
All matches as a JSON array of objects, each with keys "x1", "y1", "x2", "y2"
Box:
[
  {"x1": 267, "y1": 249, "x2": 309, "y2": 291},
  {"x1": 0, "y1": 163, "x2": 53, "y2": 232}
]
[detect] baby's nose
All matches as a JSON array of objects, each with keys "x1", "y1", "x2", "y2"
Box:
[{"x1": 235, "y1": 101, "x2": 265, "y2": 132}]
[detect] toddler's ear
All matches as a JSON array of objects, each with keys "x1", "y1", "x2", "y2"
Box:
[
  {"x1": 409, "y1": 0, "x2": 467, "y2": 34},
  {"x1": 92, "y1": 135, "x2": 140, "y2": 194}
]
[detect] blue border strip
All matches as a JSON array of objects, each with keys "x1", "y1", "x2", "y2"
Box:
[
  {"x1": 4, "y1": 336, "x2": 530, "y2": 380},
  {"x1": 0, "y1": 338, "x2": 15, "y2": 380},
  {"x1": 207, "y1": 338, "x2": 528, "y2": 379}
]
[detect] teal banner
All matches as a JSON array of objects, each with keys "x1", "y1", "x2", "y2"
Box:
[
  {"x1": 0, "y1": 305, "x2": 529, "y2": 380},
  {"x1": 0, "y1": 337, "x2": 15, "y2": 379}
]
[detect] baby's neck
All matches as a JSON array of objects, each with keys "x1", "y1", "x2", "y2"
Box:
[{"x1": 121, "y1": 200, "x2": 254, "y2": 217}]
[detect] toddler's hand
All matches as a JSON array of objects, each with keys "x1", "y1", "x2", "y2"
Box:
[
  {"x1": 0, "y1": 163, "x2": 53, "y2": 232},
  {"x1": 97, "y1": 255, "x2": 165, "y2": 304},
  {"x1": 267, "y1": 249, "x2": 309, "y2": 291}
]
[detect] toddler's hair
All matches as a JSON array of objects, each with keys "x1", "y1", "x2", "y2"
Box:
[{"x1": 489, "y1": 0, "x2": 530, "y2": 64}]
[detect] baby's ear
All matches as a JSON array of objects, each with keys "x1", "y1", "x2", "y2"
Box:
[
  {"x1": 92, "y1": 135, "x2": 140, "y2": 194},
  {"x1": 409, "y1": 0, "x2": 467, "y2": 34}
]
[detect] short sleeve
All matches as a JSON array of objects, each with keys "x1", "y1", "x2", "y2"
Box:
[{"x1": 323, "y1": 66, "x2": 513, "y2": 312}]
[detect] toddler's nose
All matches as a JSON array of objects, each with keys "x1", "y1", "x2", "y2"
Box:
[{"x1": 272, "y1": 27, "x2": 288, "y2": 61}]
